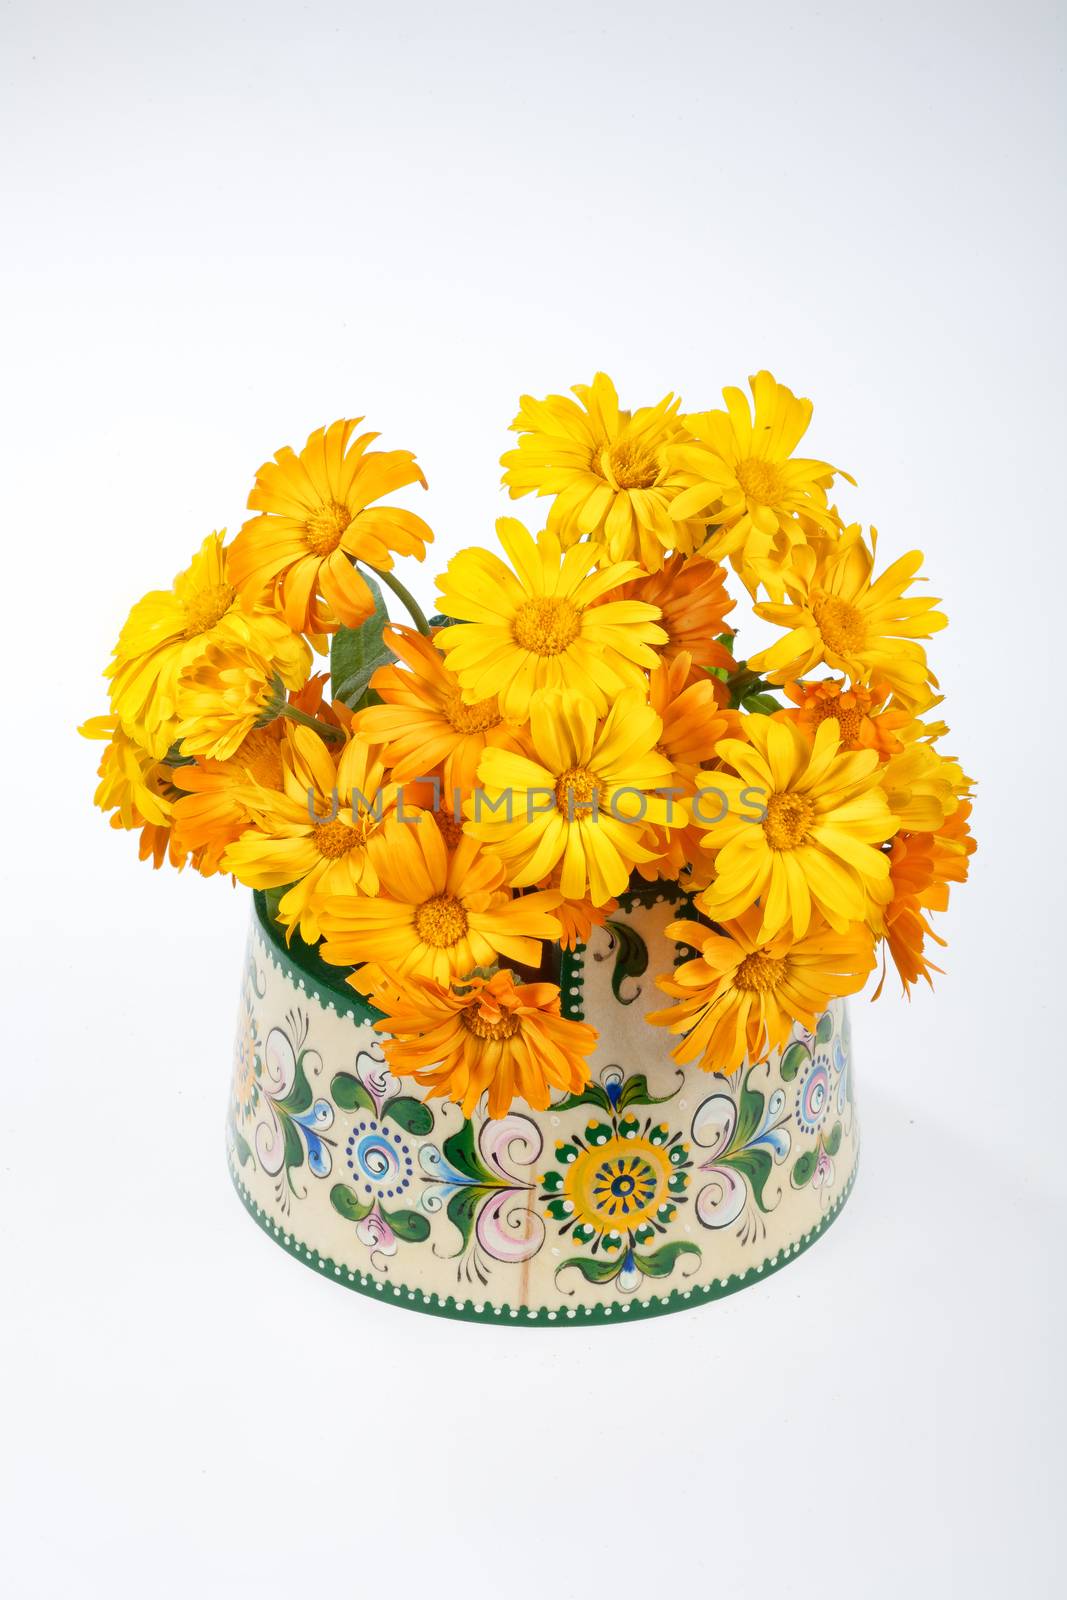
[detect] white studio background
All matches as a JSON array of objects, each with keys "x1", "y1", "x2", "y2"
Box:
[{"x1": 1, "y1": 2, "x2": 1063, "y2": 1596}]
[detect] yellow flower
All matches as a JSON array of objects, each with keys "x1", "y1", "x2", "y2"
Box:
[
  {"x1": 373, "y1": 969, "x2": 598, "y2": 1118},
  {"x1": 222, "y1": 725, "x2": 397, "y2": 944},
  {"x1": 79, "y1": 716, "x2": 189, "y2": 870},
  {"x1": 694, "y1": 715, "x2": 898, "y2": 937},
  {"x1": 351, "y1": 624, "x2": 523, "y2": 794},
  {"x1": 880, "y1": 739, "x2": 971, "y2": 832},
  {"x1": 317, "y1": 815, "x2": 563, "y2": 984},
  {"x1": 171, "y1": 725, "x2": 287, "y2": 876},
  {"x1": 467, "y1": 688, "x2": 676, "y2": 906},
  {"x1": 500, "y1": 372, "x2": 706, "y2": 569},
  {"x1": 105, "y1": 531, "x2": 311, "y2": 758},
  {"x1": 648, "y1": 907, "x2": 876, "y2": 1073},
  {"x1": 175, "y1": 640, "x2": 294, "y2": 761},
  {"x1": 435, "y1": 518, "x2": 666, "y2": 722},
  {"x1": 749, "y1": 525, "x2": 946, "y2": 710},
  {"x1": 227, "y1": 418, "x2": 432, "y2": 638},
  {"x1": 666, "y1": 371, "x2": 849, "y2": 594}
]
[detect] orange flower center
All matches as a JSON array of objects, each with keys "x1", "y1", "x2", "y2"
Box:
[
  {"x1": 314, "y1": 817, "x2": 369, "y2": 858},
  {"x1": 555, "y1": 764, "x2": 599, "y2": 816},
  {"x1": 734, "y1": 952, "x2": 787, "y2": 992},
  {"x1": 820, "y1": 703, "x2": 865, "y2": 747},
  {"x1": 236, "y1": 728, "x2": 284, "y2": 788},
  {"x1": 303, "y1": 501, "x2": 353, "y2": 556},
  {"x1": 811, "y1": 592, "x2": 867, "y2": 654},
  {"x1": 763, "y1": 792, "x2": 816, "y2": 850},
  {"x1": 413, "y1": 892, "x2": 469, "y2": 948},
  {"x1": 433, "y1": 807, "x2": 466, "y2": 848},
  {"x1": 460, "y1": 1006, "x2": 522, "y2": 1042},
  {"x1": 512, "y1": 596, "x2": 582, "y2": 656},
  {"x1": 735, "y1": 457, "x2": 786, "y2": 505},
  {"x1": 183, "y1": 583, "x2": 236, "y2": 637},
  {"x1": 606, "y1": 438, "x2": 661, "y2": 490},
  {"x1": 445, "y1": 691, "x2": 501, "y2": 734}
]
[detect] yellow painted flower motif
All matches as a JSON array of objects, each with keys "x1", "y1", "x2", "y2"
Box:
[
  {"x1": 222, "y1": 726, "x2": 397, "y2": 944},
  {"x1": 666, "y1": 371, "x2": 849, "y2": 594},
  {"x1": 227, "y1": 418, "x2": 432, "y2": 639},
  {"x1": 176, "y1": 640, "x2": 294, "y2": 761},
  {"x1": 500, "y1": 372, "x2": 706, "y2": 569},
  {"x1": 749, "y1": 525, "x2": 946, "y2": 710},
  {"x1": 105, "y1": 532, "x2": 311, "y2": 759},
  {"x1": 694, "y1": 715, "x2": 898, "y2": 937},
  {"x1": 648, "y1": 906, "x2": 876, "y2": 1073},
  {"x1": 435, "y1": 518, "x2": 666, "y2": 722},
  {"x1": 373, "y1": 969, "x2": 598, "y2": 1118},
  {"x1": 467, "y1": 688, "x2": 676, "y2": 906},
  {"x1": 79, "y1": 716, "x2": 189, "y2": 870},
  {"x1": 316, "y1": 815, "x2": 563, "y2": 985}
]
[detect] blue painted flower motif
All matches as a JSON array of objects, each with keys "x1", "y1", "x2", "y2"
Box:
[
  {"x1": 329, "y1": 1045, "x2": 434, "y2": 1263},
  {"x1": 253, "y1": 1010, "x2": 335, "y2": 1201}
]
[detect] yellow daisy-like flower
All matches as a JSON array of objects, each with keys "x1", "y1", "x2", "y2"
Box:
[
  {"x1": 79, "y1": 716, "x2": 189, "y2": 870},
  {"x1": 500, "y1": 372, "x2": 706, "y2": 569},
  {"x1": 666, "y1": 371, "x2": 849, "y2": 594},
  {"x1": 317, "y1": 815, "x2": 563, "y2": 985},
  {"x1": 222, "y1": 725, "x2": 397, "y2": 944},
  {"x1": 106, "y1": 531, "x2": 311, "y2": 759},
  {"x1": 748, "y1": 525, "x2": 946, "y2": 710},
  {"x1": 694, "y1": 715, "x2": 898, "y2": 937},
  {"x1": 227, "y1": 418, "x2": 432, "y2": 639},
  {"x1": 175, "y1": 640, "x2": 294, "y2": 762},
  {"x1": 351, "y1": 624, "x2": 523, "y2": 794},
  {"x1": 435, "y1": 518, "x2": 666, "y2": 722},
  {"x1": 374, "y1": 969, "x2": 598, "y2": 1118},
  {"x1": 648, "y1": 906, "x2": 876, "y2": 1074},
  {"x1": 467, "y1": 688, "x2": 676, "y2": 906}
]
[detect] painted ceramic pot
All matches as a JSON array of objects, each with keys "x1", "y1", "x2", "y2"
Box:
[{"x1": 227, "y1": 886, "x2": 859, "y2": 1325}]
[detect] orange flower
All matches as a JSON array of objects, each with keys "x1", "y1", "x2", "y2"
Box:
[
  {"x1": 227, "y1": 418, "x2": 432, "y2": 638},
  {"x1": 375, "y1": 969, "x2": 598, "y2": 1117},
  {"x1": 782, "y1": 678, "x2": 913, "y2": 756},
  {"x1": 604, "y1": 553, "x2": 736, "y2": 688},
  {"x1": 351, "y1": 625, "x2": 523, "y2": 794},
  {"x1": 874, "y1": 799, "x2": 976, "y2": 996}
]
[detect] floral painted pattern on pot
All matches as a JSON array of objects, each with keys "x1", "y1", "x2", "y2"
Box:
[
  {"x1": 539, "y1": 1065, "x2": 700, "y2": 1296},
  {"x1": 780, "y1": 1008, "x2": 852, "y2": 1202},
  {"x1": 690, "y1": 1066, "x2": 792, "y2": 1246},
  {"x1": 419, "y1": 1115, "x2": 545, "y2": 1287},
  {"x1": 329, "y1": 1043, "x2": 433, "y2": 1266},
  {"x1": 253, "y1": 1010, "x2": 336, "y2": 1210}
]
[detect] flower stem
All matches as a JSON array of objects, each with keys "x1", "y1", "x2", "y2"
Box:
[
  {"x1": 280, "y1": 704, "x2": 345, "y2": 741},
  {"x1": 366, "y1": 565, "x2": 433, "y2": 637}
]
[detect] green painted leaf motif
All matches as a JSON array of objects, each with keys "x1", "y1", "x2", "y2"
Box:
[
  {"x1": 825, "y1": 1120, "x2": 842, "y2": 1157},
  {"x1": 330, "y1": 1072, "x2": 376, "y2": 1114},
  {"x1": 281, "y1": 1115, "x2": 305, "y2": 1176},
  {"x1": 278, "y1": 1054, "x2": 313, "y2": 1117},
  {"x1": 444, "y1": 1185, "x2": 485, "y2": 1255},
  {"x1": 632, "y1": 1241, "x2": 701, "y2": 1278},
  {"x1": 383, "y1": 1207, "x2": 430, "y2": 1243},
  {"x1": 816, "y1": 1010, "x2": 834, "y2": 1044},
  {"x1": 330, "y1": 1182, "x2": 372, "y2": 1223},
  {"x1": 329, "y1": 573, "x2": 395, "y2": 709},
  {"x1": 792, "y1": 1150, "x2": 817, "y2": 1188},
  {"x1": 617, "y1": 1073, "x2": 679, "y2": 1110},
  {"x1": 387, "y1": 1096, "x2": 434, "y2": 1137},
  {"x1": 733, "y1": 1068, "x2": 765, "y2": 1147},
  {"x1": 442, "y1": 1119, "x2": 494, "y2": 1185},
  {"x1": 780, "y1": 1040, "x2": 809, "y2": 1083},
  {"x1": 555, "y1": 1255, "x2": 622, "y2": 1286},
  {"x1": 232, "y1": 1126, "x2": 254, "y2": 1169},
  {"x1": 547, "y1": 1083, "x2": 613, "y2": 1116},
  {"x1": 726, "y1": 1147, "x2": 774, "y2": 1211},
  {"x1": 601, "y1": 919, "x2": 648, "y2": 1005}
]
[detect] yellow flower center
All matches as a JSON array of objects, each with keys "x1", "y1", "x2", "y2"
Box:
[
  {"x1": 236, "y1": 728, "x2": 284, "y2": 788},
  {"x1": 445, "y1": 691, "x2": 501, "y2": 734},
  {"x1": 460, "y1": 1006, "x2": 522, "y2": 1042},
  {"x1": 413, "y1": 892, "x2": 469, "y2": 948},
  {"x1": 734, "y1": 952, "x2": 787, "y2": 992},
  {"x1": 183, "y1": 583, "x2": 236, "y2": 638},
  {"x1": 735, "y1": 457, "x2": 786, "y2": 505},
  {"x1": 607, "y1": 439, "x2": 661, "y2": 490},
  {"x1": 314, "y1": 817, "x2": 369, "y2": 858},
  {"x1": 763, "y1": 792, "x2": 816, "y2": 850},
  {"x1": 811, "y1": 592, "x2": 867, "y2": 654},
  {"x1": 303, "y1": 501, "x2": 353, "y2": 556},
  {"x1": 512, "y1": 596, "x2": 582, "y2": 656},
  {"x1": 555, "y1": 764, "x2": 599, "y2": 816}
]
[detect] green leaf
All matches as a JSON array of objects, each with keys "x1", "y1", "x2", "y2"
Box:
[
  {"x1": 792, "y1": 1150, "x2": 817, "y2": 1188},
  {"x1": 601, "y1": 919, "x2": 649, "y2": 1006},
  {"x1": 632, "y1": 1240, "x2": 701, "y2": 1279},
  {"x1": 780, "y1": 1040, "x2": 809, "y2": 1083},
  {"x1": 740, "y1": 691, "x2": 782, "y2": 715},
  {"x1": 330, "y1": 1072, "x2": 376, "y2": 1114},
  {"x1": 387, "y1": 1096, "x2": 434, "y2": 1137},
  {"x1": 330, "y1": 1182, "x2": 372, "y2": 1223},
  {"x1": 382, "y1": 1206, "x2": 430, "y2": 1243},
  {"x1": 816, "y1": 1010, "x2": 834, "y2": 1044},
  {"x1": 329, "y1": 572, "x2": 395, "y2": 709},
  {"x1": 825, "y1": 1120, "x2": 843, "y2": 1157},
  {"x1": 555, "y1": 1255, "x2": 622, "y2": 1286},
  {"x1": 545, "y1": 1083, "x2": 613, "y2": 1116},
  {"x1": 726, "y1": 1147, "x2": 774, "y2": 1211}
]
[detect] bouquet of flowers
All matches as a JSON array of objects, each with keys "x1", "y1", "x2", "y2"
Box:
[{"x1": 83, "y1": 372, "x2": 975, "y2": 1118}]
